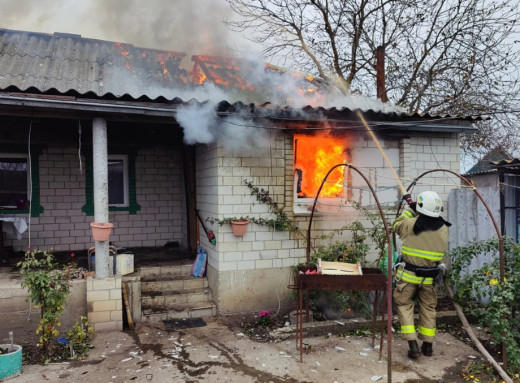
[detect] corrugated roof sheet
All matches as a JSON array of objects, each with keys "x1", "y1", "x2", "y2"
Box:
[
  {"x1": 0, "y1": 28, "x2": 481, "y2": 126},
  {"x1": 0, "y1": 29, "x2": 191, "y2": 99},
  {"x1": 465, "y1": 147, "x2": 512, "y2": 175},
  {"x1": 491, "y1": 158, "x2": 520, "y2": 166}
]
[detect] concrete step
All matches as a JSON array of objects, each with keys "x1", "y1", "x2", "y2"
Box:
[
  {"x1": 141, "y1": 276, "x2": 209, "y2": 292},
  {"x1": 141, "y1": 301, "x2": 217, "y2": 321},
  {"x1": 139, "y1": 263, "x2": 193, "y2": 280},
  {"x1": 138, "y1": 263, "x2": 216, "y2": 322},
  {"x1": 141, "y1": 287, "x2": 212, "y2": 307},
  {"x1": 139, "y1": 261, "x2": 193, "y2": 279}
]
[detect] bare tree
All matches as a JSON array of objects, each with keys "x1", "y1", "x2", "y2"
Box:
[{"x1": 226, "y1": 0, "x2": 520, "y2": 166}]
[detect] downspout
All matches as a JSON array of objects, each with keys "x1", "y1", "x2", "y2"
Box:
[{"x1": 92, "y1": 117, "x2": 110, "y2": 278}]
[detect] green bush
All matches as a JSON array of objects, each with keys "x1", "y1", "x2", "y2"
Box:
[
  {"x1": 448, "y1": 237, "x2": 520, "y2": 374},
  {"x1": 18, "y1": 249, "x2": 93, "y2": 362}
]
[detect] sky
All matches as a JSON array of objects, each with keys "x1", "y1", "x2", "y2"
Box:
[{"x1": 0, "y1": 0, "x2": 257, "y2": 58}]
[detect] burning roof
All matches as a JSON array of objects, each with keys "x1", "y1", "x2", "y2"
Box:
[
  {"x1": 0, "y1": 27, "x2": 481, "y2": 130},
  {"x1": 0, "y1": 29, "x2": 191, "y2": 99},
  {"x1": 0, "y1": 28, "x2": 330, "y2": 104}
]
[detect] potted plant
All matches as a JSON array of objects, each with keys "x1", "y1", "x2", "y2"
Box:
[
  {"x1": 90, "y1": 222, "x2": 114, "y2": 241},
  {"x1": 217, "y1": 217, "x2": 250, "y2": 237}
]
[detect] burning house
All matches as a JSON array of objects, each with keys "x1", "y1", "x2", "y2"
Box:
[{"x1": 0, "y1": 28, "x2": 478, "y2": 329}]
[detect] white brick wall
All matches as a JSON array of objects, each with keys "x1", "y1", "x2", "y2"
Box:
[
  {"x1": 5, "y1": 145, "x2": 188, "y2": 252},
  {"x1": 198, "y1": 130, "x2": 462, "y2": 278}
]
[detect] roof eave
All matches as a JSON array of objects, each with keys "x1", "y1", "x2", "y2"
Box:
[{"x1": 0, "y1": 92, "x2": 479, "y2": 133}]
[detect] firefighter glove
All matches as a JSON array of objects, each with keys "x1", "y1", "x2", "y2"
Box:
[{"x1": 402, "y1": 193, "x2": 414, "y2": 206}]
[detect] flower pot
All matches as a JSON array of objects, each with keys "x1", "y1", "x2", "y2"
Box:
[
  {"x1": 0, "y1": 344, "x2": 22, "y2": 379},
  {"x1": 90, "y1": 222, "x2": 114, "y2": 242},
  {"x1": 230, "y1": 220, "x2": 249, "y2": 236}
]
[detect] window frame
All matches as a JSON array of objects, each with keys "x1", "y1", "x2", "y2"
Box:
[
  {"x1": 82, "y1": 147, "x2": 140, "y2": 216},
  {"x1": 0, "y1": 153, "x2": 30, "y2": 209},
  {"x1": 107, "y1": 154, "x2": 129, "y2": 208},
  {"x1": 0, "y1": 144, "x2": 44, "y2": 217}
]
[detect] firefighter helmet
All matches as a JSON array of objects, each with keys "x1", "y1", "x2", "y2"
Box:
[{"x1": 416, "y1": 191, "x2": 443, "y2": 218}]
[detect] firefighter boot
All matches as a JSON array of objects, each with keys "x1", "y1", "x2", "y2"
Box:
[
  {"x1": 421, "y1": 341, "x2": 433, "y2": 357},
  {"x1": 408, "y1": 340, "x2": 421, "y2": 359}
]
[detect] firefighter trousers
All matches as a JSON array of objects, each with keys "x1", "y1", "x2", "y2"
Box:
[{"x1": 393, "y1": 281, "x2": 437, "y2": 343}]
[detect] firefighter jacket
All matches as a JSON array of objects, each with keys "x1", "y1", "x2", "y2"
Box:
[{"x1": 393, "y1": 206, "x2": 449, "y2": 285}]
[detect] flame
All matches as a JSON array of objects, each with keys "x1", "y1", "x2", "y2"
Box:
[
  {"x1": 294, "y1": 132, "x2": 346, "y2": 198},
  {"x1": 114, "y1": 42, "x2": 132, "y2": 70},
  {"x1": 189, "y1": 56, "x2": 326, "y2": 99},
  {"x1": 114, "y1": 42, "x2": 130, "y2": 59},
  {"x1": 156, "y1": 53, "x2": 170, "y2": 75},
  {"x1": 198, "y1": 73, "x2": 207, "y2": 84}
]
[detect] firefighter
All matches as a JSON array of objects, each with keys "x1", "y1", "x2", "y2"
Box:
[{"x1": 393, "y1": 191, "x2": 451, "y2": 358}]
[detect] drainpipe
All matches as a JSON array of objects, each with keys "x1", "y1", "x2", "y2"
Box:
[{"x1": 92, "y1": 117, "x2": 110, "y2": 278}]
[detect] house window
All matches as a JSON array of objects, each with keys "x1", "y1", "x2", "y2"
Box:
[
  {"x1": 82, "y1": 149, "x2": 140, "y2": 215},
  {"x1": 108, "y1": 155, "x2": 128, "y2": 207},
  {"x1": 293, "y1": 132, "x2": 348, "y2": 199},
  {"x1": 0, "y1": 154, "x2": 29, "y2": 209},
  {"x1": 0, "y1": 145, "x2": 44, "y2": 217},
  {"x1": 292, "y1": 131, "x2": 399, "y2": 213}
]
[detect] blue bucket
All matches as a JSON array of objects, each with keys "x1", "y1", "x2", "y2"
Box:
[{"x1": 0, "y1": 344, "x2": 22, "y2": 379}]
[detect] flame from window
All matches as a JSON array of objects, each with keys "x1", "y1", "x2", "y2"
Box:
[{"x1": 294, "y1": 132, "x2": 346, "y2": 198}]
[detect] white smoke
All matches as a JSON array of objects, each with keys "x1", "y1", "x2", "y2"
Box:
[
  {"x1": 175, "y1": 102, "x2": 218, "y2": 145},
  {"x1": 0, "y1": 0, "x2": 406, "y2": 124},
  {"x1": 176, "y1": 101, "x2": 272, "y2": 150},
  {"x1": 0, "y1": 0, "x2": 247, "y2": 59}
]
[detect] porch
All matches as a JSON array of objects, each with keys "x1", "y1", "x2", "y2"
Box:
[{"x1": 0, "y1": 246, "x2": 216, "y2": 333}]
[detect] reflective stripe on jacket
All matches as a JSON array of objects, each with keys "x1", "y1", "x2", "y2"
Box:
[
  {"x1": 393, "y1": 206, "x2": 449, "y2": 269},
  {"x1": 395, "y1": 268, "x2": 434, "y2": 285}
]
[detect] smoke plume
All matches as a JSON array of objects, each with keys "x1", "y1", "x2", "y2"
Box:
[
  {"x1": 176, "y1": 102, "x2": 272, "y2": 151},
  {"x1": 0, "y1": 0, "x2": 245, "y2": 58}
]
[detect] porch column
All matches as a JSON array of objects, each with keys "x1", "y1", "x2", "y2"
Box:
[{"x1": 92, "y1": 117, "x2": 110, "y2": 278}]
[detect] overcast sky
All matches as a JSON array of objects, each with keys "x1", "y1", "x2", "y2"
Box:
[{"x1": 0, "y1": 0, "x2": 258, "y2": 57}]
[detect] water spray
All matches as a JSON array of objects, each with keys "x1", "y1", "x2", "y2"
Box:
[{"x1": 356, "y1": 110, "x2": 406, "y2": 195}]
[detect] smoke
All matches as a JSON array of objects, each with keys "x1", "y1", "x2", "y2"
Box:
[
  {"x1": 176, "y1": 101, "x2": 271, "y2": 151},
  {"x1": 0, "y1": 0, "x2": 405, "y2": 113},
  {"x1": 176, "y1": 102, "x2": 218, "y2": 145},
  {"x1": 0, "y1": 0, "x2": 248, "y2": 59}
]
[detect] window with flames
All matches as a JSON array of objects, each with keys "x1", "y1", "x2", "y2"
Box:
[{"x1": 293, "y1": 132, "x2": 351, "y2": 199}]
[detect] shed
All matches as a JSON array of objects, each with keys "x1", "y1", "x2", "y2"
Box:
[{"x1": 464, "y1": 147, "x2": 520, "y2": 242}]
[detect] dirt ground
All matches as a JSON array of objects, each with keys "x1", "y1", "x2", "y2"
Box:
[{"x1": 0, "y1": 308, "x2": 497, "y2": 383}]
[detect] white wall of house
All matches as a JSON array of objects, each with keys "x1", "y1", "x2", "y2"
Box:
[
  {"x1": 3, "y1": 143, "x2": 187, "y2": 253},
  {"x1": 196, "y1": 129, "x2": 462, "y2": 315},
  {"x1": 196, "y1": 134, "x2": 304, "y2": 314}
]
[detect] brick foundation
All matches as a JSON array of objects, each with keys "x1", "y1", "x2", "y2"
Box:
[{"x1": 86, "y1": 276, "x2": 123, "y2": 332}]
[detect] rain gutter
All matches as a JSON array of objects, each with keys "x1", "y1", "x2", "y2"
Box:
[
  {"x1": 0, "y1": 93, "x2": 479, "y2": 133},
  {"x1": 0, "y1": 93, "x2": 178, "y2": 119}
]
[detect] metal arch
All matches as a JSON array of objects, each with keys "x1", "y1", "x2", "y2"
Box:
[{"x1": 304, "y1": 162, "x2": 394, "y2": 382}]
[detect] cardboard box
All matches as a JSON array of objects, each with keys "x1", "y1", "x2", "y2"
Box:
[
  {"x1": 321, "y1": 261, "x2": 363, "y2": 275},
  {"x1": 109, "y1": 253, "x2": 134, "y2": 276}
]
